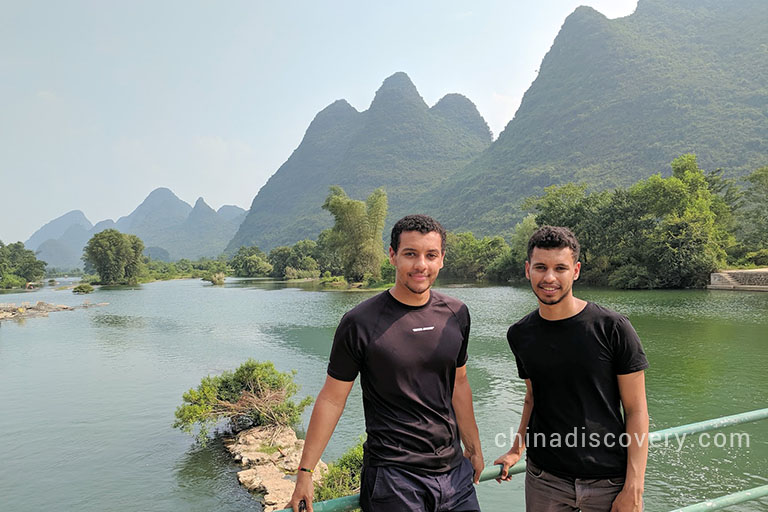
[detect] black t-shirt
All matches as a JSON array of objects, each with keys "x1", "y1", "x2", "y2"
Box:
[
  {"x1": 507, "y1": 302, "x2": 649, "y2": 478},
  {"x1": 328, "y1": 290, "x2": 470, "y2": 473}
]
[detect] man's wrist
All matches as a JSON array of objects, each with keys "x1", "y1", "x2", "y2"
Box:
[
  {"x1": 296, "y1": 468, "x2": 314, "y2": 480},
  {"x1": 465, "y1": 443, "x2": 483, "y2": 456},
  {"x1": 622, "y1": 480, "x2": 645, "y2": 496}
]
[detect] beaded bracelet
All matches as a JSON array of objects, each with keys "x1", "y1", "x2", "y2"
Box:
[{"x1": 299, "y1": 467, "x2": 314, "y2": 473}]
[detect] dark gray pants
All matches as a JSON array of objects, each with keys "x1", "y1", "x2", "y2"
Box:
[
  {"x1": 525, "y1": 459, "x2": 633, "y2": 512},
  {"x1": 360, "y1": 457, "x2": 480, "y2": 512}
]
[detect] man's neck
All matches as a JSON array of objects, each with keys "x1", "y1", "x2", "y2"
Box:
[
  {"x1": 389, "y1": 286, "x2": 431, "y2": 307},
  {"x1": 538, "y1": 295, "x2": 588, "y2": 321}
]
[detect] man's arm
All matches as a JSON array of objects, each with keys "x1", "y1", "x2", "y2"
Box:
[
  {"x1": 494, "y1": 378, "x2": 533, "y2": 481},
  {"x1": 452, "y1": 365, "x2": 484, "y2": 483},
  {"x1": 288, "y1": 375, "x2": 354, "y2": 512},
  {"x1": 611, "y1": 370, "x2": 649, "y2": 512}
]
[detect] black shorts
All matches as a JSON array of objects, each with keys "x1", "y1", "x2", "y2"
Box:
[{"x1": 360, "y1": 457, "x2": 480, "y2": 512}]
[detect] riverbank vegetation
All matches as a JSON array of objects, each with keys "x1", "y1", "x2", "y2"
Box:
[
  {"x1": 229, "y1": 187, "x2": 391, "y2": 288},
  {"x1": 432, "y1": 155, "x2": 768, "y2": 288},
  {"x1": 511, "y1": 157, "x2": 767, "y2": 288},
  {"x1": 71, "y1": 155, "x2": 767, "y2": 291},
  {"x1": 0, "y1": 241, "x2": 47, "y2": 289},
  {"x1": 173, "y1": 359, "x2": 312, "y2": 445},
  {"x1": 313, "y1": 438, "x2": 364, "y2": 506},
  {"x1": 218, "y1": 158, "x2": 767, "y2": 290}
]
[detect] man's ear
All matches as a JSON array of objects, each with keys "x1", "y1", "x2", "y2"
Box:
[
  {"x1": 388, "y1": 246, "x2": 396, "y2": 265},
  {"x1": 525, "y1": 260, "x2": 531, "y2": 280},
  {"x1": 573, "y1": 261, "x2": 581, "y2": 281}
]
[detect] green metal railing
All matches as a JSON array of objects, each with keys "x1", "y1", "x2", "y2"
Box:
[
  {"x1": 668, "y1": 484, "x2": 768, "y2": 511},
  {"x1": 275, "y1": 407, "x2": 768, "y2": 512}
]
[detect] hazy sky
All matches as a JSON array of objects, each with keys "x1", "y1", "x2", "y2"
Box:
[{"x1": 1, "y1": 0, "x2": 638, "y2": 244}]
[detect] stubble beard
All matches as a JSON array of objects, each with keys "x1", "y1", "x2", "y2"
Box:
[
  {"x1": 405, "y1": 274, "x2": 435, "y2": 296},
  {"x1": 532, "y1": 281, "x2": 572, "y2": 306}
]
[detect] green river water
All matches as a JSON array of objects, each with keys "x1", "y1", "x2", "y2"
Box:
[{"x1": 0, "y1": 278, "x2": 766, "y2": 511}]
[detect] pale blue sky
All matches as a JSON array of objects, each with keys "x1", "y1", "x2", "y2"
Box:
[{"x1": 1, "y1": 0, "x2": 637, "y2": 244}]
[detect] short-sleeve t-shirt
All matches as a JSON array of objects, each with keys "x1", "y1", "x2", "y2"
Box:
[
  {"x1": 327, "y1": 290, "x2": 470, "y2": 473},
  {"x1": 507, "y1": 302, "x2": 649, "y2": 478}
]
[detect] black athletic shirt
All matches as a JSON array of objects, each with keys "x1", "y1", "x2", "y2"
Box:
[
  {"x1": 507, "y1": 302, "x2": 649, "y2": 478},
  {"x1": 327, "y1": 290, "x2": 470, "y2": 473}
]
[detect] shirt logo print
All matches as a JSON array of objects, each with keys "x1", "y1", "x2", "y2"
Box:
[{"x1": 412, "y1": 326, "x2": 435, "y2": 332}]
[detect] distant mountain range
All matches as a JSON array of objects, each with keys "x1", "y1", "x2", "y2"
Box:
[
  {"x1": 27, "y1": 0, "x2": 768, "y2": 265},
  {"x1": 26, "y1": 189, "x2": 245, "y2": 269},
  {"x1": 226, "y1": 72, "x2": 492, "y2": 252}
]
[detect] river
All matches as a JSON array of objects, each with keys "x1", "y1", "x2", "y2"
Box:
[{"x1": 0, "y1": 278, "x2": 766, "y2": 511}]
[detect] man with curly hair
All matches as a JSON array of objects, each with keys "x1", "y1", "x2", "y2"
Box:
[{"x1": 289, "y1": 214, "x2": 484, "y2": 512}]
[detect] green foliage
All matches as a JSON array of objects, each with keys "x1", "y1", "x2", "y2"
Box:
[
  {"x1": 315, "y1": 230, "x2": 345, "y2": 277},
  {"x1": 607, "y1": 264, "x2": 654, "y2": 290},
  {"x1": 73, "y1": 283, "x2": 95, "y2": 294},
  {"x1": 283, "y1": 267, "x2": 320, "y2": 280},
  {"x1": 267, "y1": 240, "x2": 321, "y2": 279},
  {"x1": 442, "y1": 232, "x2": 509, "y2": 280},
  {"x1": 527, "y1": 154, "x2": 729, "y2": 288},
  {"x1": 173, "y1": 359, "x2": 312, "y2": 444},
  {"x1": 204, "y1": 272, "x2": 226, "y2": 285},
  {"x1": 736, "y1": 166, "x2": 768, "y2": 250},
  {"x1": 379, "y1": 258, "x2": 395, "y2": 284},
  {"x1": 319, "y1": 273, "x2": 348, "y2": 287},
  {"x1": 321, "y1": 186, "x2": 388, "y2": 282},
  {"x1": 0, "y1": 241, "x2": 47, "y2": 287},
  {"x1": 314, "y1": 437, "x2": 365, "y2": 506},
  {"x1": 486, "y1": 214, "x2": 539, "y2": 282},
  {"x1": 230, "y1": 246, "x2": 273, "y2": 277},
  {"x1": 82, "y1": 229, "x2": 145, "y2": 285},
  {"x1": 743, "y1": 249, "x2": 768, "y2": 266},
  {"x1": 0, "y1": 273, "x2": 26, "y2": 289}
]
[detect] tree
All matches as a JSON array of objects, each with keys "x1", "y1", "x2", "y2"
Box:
[
  {"x1": 0, "y1": 241, "x2": 47, "y2": 287},
  {"x1": 739, "y1": 166, "x2": 768, "y2": 250},
  {"x1": 525, "y1": 154, "x2": 730, "y2": 288},
  {"x1": 83, "y1": 229, "x2": 145, "y2": 285},
  {"x1": 173, "y1": 359, "x2": 312, "y2": 444},
  {"x1": 315, "y1": 229, "x2": 344, "y2": 276},
  {"x1": 321, "y1": 186, "x2": 388, "y2": 282},
  {"x1": 442, "y1": 232, "x2": 508, "y2": 280},
  {"x1": 230, "y1": 246, "x2": 273, "y2": 277},
  {"x1": 486, "y1": 214, "x2": 539, "y2": 282},
  {"x1": 268, "y1": 246, "x2": 294, "y2": 278}
]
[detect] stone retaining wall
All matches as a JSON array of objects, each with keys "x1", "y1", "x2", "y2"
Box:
[
  {"x1": 709, "y1": 269, "x2": 768, "y2": 291},
  {"x1": 724, "y1": 271, "x2": 768, "y2": 286}
]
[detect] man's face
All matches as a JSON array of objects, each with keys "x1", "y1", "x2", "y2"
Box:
[
  {"x1": 525, "y1": 247, "x2": 581, "y2": 306},
  {"x1": 389, "y1": 230, "x2": 445, "y2": 297}
]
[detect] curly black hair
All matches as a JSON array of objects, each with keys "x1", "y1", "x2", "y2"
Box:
[
  {"x1": 527, "y1": 225, "x2": 580, "y2": 262},
  {"x1": 390, "y1": 214, "x2": 446, "y2": 253}
]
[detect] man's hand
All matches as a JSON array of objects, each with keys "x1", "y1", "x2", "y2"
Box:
[
  {"x1": 464, "y1": 447, "x2": 484, "y2": 484},
  {"x1": 493, "y1": 448, "x2": 522, "y2": 482},
  {"x1": 610, "y1": 486, "x2": 643, "y2": 512},
  {"x1": 287, "y1": 471, "x2": 314, "y2": 512}
]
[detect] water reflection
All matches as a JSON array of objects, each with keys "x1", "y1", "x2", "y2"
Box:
[
  {"x1": 91, "y1": 314, "x2": 147, "y2": 328},
  {"x1": 174, "y1": 437, "x2": 263, "y2": 511},
  {"x1": 98, "y1": 284, "x2": 144, "y2": 291},
  {"x1": 263, "y1": 325, "x2": 336, "y2": 360}
]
